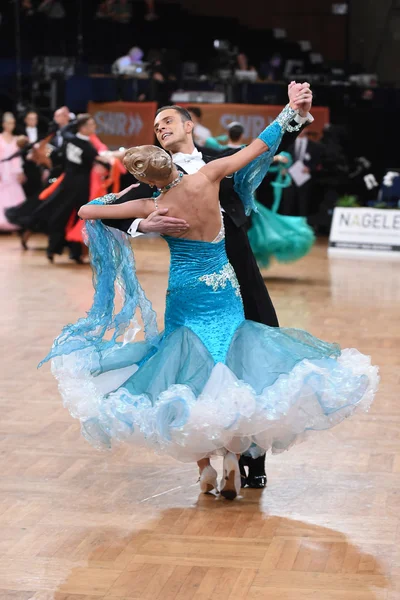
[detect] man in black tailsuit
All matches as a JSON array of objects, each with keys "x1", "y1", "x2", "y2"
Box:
[
  {"x1": 281, "y1": 129, "x2": 324, "y2": 218},
  {"x1": 17, "y1": 109, "x2": 47, "y2": 196},
  {"x1": 101, "y1": 82, "x2": 314, "y2": 488}
]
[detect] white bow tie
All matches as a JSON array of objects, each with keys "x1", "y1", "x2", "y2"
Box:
[{"x1": 172, "y1": 149, "x2": 203, "y2": 164}]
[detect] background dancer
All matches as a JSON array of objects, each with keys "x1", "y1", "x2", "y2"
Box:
[
  {"x1": 29, "y1": 114, "x2": 104, "y2": 263},
  {"x1": 0, "y1": 112, "x2": 26, "y2": 232},
  {"x1": 248, "y1": 152, "x2": 315, "y2": 268},
  {"x1": 4, "y1": 106, "x2": 74, "y2": 247}
]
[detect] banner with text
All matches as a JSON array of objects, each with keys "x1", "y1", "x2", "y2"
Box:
[
  {"x1": 179, "y1": 103, "x2": 330, "y2": 142},
  {"x1": 88, "y1": 101, "x2": 158, "y2": 149},
  {"x1": 329, "y1": 207, "x2": 400, "y2": 258}
]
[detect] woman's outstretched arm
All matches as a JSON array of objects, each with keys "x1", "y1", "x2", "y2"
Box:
[
  {"x1": 78, "y1": 197, "x2": 153, "y2": 220},
  {"x1": 200, "y1": 138, "x2": 270, "y2": 184},
  {"x1": 77, "y1": 182, "x2": 152, "y2": 220}
]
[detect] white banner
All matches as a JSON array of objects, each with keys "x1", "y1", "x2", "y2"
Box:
[{"x1": 329, "y1": 207, "x2": 400, "y2": 258}]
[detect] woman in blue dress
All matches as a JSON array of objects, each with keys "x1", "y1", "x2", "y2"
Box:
[{"x1": 41, "y1": 103, "x2": 379, "y2": 500}]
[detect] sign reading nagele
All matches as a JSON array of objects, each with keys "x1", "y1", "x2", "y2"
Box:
[{"x1": 329, "y1": 207, "x2": 400, "y2": 257}]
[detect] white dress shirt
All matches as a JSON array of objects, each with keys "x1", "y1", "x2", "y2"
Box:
[
  {"x1": 171, "y1": 148, "x2": 205, "y2": 174},
  {"x1": 54, "y1": 129, "x2": 64, "y2": 148},
  {"x1": 294, "y1": 136, "x2": 308, "y2": 161},
  {"x1": 294, "y1": 112, "x2": 314, "y2": 126},
  {"x1": 26, "y1": 126, "x2": 38, "y2": 143}
]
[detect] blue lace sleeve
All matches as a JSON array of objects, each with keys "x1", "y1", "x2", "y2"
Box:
[
  {"x1": 39, "y1": 195, "x2": 159, "y2": 367},
  {"x1": 234, "y1": 105, "x2": 298, "y2": 215}
]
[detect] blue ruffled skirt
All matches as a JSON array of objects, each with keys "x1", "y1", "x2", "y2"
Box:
[{"x1": 52, "y1": 321, "x2": 378, "y2": 462}]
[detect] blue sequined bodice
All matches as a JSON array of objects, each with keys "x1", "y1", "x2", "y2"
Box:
[{"x1": 164, "y1": 233, "x2": 245, "y2": 364}]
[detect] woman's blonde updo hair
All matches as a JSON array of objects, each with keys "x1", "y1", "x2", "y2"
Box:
[{"x1": 123, "y1": 145, "x2": 173, "y2": 182}]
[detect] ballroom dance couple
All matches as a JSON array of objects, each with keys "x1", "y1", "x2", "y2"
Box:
[{"x1": 41, "y1": 83, "x2": 378, "y2": 501}]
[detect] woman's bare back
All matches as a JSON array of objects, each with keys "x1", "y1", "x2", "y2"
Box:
[{"x1": 152, "y1": 171, "x2": 222, "y2": 242}]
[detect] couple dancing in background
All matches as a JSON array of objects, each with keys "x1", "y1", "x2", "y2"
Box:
[
  {"x1": 41, "y1": 84, "x2": 378, "y2": 500},
  {"x1": 5, "y1": 109, "x2": 125, "y2": 262}
]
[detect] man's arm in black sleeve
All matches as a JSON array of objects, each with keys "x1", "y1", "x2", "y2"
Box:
[{"x1": 277, "y1": 122, "x2": 309, "y2": 154}]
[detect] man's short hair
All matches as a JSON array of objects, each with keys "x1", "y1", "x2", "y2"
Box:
[
  {"x1": 187, "y1": 106, "x2": 202, "y2": 119},
  {"x1": 155, "y1": 105, "x2": 193, "y2": 123},
  {"x1": 76, "y1": 113, "x2": 94, "y2": 130},
  {"x1": 228, "y1": 122, "x2": 244, "y2": 143}
]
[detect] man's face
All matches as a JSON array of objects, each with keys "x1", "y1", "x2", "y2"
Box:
[
  {"x1": 54, "y1": 108, "x2": 69, "y2": 127},
  {"x1": 80, "y1": 118, "x2": 97, "y2": 137},
  {"x1": 154, "y1": 109, "x2": 193, "y2": 151},
  {"x1": 25, "y1": 112, "x2": 38, "y2": 128}
]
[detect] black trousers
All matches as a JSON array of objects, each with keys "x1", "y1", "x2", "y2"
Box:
[{"x1": 223, "y1": 213, "x2": 279, "y2": 328}]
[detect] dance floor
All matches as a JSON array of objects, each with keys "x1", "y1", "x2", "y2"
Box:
[{"x1": 1, "y1": 233, "x2": 399, "y2": 600}]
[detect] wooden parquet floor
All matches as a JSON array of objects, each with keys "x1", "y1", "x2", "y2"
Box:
[{"x1": 1, "y1": 233, "x2": 399, "y2": 600}]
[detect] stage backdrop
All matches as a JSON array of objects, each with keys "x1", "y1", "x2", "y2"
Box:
[
  {"x1": 180, "y1": 103, "x2": 330, "y2": 143},
  {"x1": 88, "y1": 101, "x2": 158, "y2": 149},
  {"x1": 88, "y1": 101, "x2": 330, "y2": 147}
]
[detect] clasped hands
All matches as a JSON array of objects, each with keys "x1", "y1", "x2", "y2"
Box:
[{"x1": 288, "y1": 81, "x2": 313, "y2": 116}]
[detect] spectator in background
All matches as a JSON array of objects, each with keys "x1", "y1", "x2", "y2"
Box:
[
  {"x1": 112, "y1": 46, "x2": 144, "y2": 74},
  {"x1": 18, "y1": 110, "x2": 46, "y2": 197},
  {"x1": 204, "y1": 121, "x2": 245, "y2": 152},
  {"x1": 226, "y1": 122, "x2": 245, "y2": 148},
  {"x1": 52, "y1": 106, "x2": 73, "y2": 147},
  {"x1": 187, "y1": 107, "x2": 212, "y2": 147},
  {"x1": 20, "y1": 110, "x2": 41, "y2": 144},
  {"x1": 316, "y1": 124, "x2": 349, "y2": 204},
  {"x1": 281, "y1": 129, "x2": 323, "y2": 218},
  {"x1": 236, "y1": 52, "x2": 257, "y2": 74},
  {"x1": 0, "y1": 112, "x2": 26, "y2": 232}
]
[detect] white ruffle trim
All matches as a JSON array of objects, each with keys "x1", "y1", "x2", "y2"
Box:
[{"x1": 51, "y1": 348, "x2": 379, "y2": 462}]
